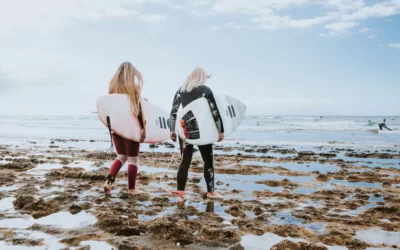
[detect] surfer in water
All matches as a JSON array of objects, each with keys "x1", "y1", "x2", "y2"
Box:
[
  {"x1": 103, "y1": 62, "x2": 146, "y2": 196},
  {"x1": 379, "y1": 119, "x2": 392, "y2": 131},
  {"x1": 169, "y1": 67, "x2": 224, "y2": 201}
]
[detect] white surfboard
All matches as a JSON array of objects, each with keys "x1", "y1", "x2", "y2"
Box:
[
  {"x1": 175, "y1": 95, "x2": 246, "y2": 145},
  {"x1": 97, "y1": 94, "x2": 170, "y2": 143}
]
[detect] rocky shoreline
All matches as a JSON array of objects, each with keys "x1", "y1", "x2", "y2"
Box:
[{"x1": 0, "y1": 141, "x2": 399, "y2": 249}]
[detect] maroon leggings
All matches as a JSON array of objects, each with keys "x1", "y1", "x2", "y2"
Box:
[{"x1": 107, "y1": 134, "x2": 140, "y2": 189}]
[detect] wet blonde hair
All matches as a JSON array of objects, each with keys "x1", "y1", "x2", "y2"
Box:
[
  {"x1": 109, "y1": 62, "x2": 143, "y2": 116},
  {"x1": 181, "y1": 67, "x2": 209, "y2": 93}
]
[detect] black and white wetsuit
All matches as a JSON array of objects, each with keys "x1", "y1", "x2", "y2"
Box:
[{"x1": 169, "y1": 85, "x2": 224, "y2": 193}]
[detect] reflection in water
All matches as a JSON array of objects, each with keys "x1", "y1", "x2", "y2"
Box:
[{"x1": 206, "y1": 201, "x2": 214, "y2": 213}]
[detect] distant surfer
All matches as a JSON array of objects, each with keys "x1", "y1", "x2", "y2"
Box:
[
  {"x1": 103, "y1": 62, "x2": 147, "y2": 196},
  {"x1": 170, "y1": 67, "x2": 224, "y2": 202},
  {"x1": 379, "y1": 119, "x2": 392, "y2": 131}
]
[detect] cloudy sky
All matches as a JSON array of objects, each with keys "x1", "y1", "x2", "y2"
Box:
[{"x1": 0, "y1": 0, "x2": 399, "y2": 116}]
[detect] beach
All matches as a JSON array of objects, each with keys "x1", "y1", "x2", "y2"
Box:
[{"x1": 0, "y1": 116, "x2": 400, "y2": 249}]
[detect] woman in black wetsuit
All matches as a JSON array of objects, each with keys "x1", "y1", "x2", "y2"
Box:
[{"x1": 169, "y1": 67, "x2": 224, "y2": 201}]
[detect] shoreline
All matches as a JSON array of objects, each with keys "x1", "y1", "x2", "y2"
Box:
[{"x1": 0, "y1": 140, "x2": 399, "y2": 249}]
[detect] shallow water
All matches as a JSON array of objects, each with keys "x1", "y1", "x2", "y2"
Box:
[
  {"x1": 355, "y1": 227, "x2": 400, "y2": 246},
  {"x1": 80, "y1": 240, "x2": 114, "y2": 249},
  {"x1": 0, "y1": 211, "x2": 97, "y2": 230},
  {"x1": 264, "y1": 162, "x2": 340, "y2": 174}
]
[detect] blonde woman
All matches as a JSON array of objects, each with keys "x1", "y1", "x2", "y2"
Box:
[
  {"x1": 169, "y1": 67, "x2": 224, "y2": 201},
  {"x1": 103, "y1": 62, "x2": 146, "y2": 195}
]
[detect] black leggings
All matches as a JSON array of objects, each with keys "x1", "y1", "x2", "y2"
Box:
[{"x1": 177, "y1": 138, "x2": 215, "y2": 193}]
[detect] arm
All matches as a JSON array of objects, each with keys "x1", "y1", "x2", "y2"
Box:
[
  {"x1": 137, "y1": 101, "x2": 146, "y2": 129},
  {"x1": 204, "y1": 89, "x2": 224, "y2": 133},
  {"x1": 170, "y1": 90, "x2": 181, "y2": 132}
]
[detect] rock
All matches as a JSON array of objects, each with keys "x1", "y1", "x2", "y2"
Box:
[
  {"x1": 146, "y1": 217, "x2": 194, "y2": 242},
  {"x1": 114, "y1": 226, "x2": 142, "y2": 236},
  {"x1": 271, "y1": 240, "x2": 328, "y2": 250},
  {"x1": 316, "y1": 174, "x2": 330, "y2": 182},
  {"x1": 0, "y1": 172, "x2": 16, "y2": 185},
  {"x1": 216, "y1": 181, "x2": 224, "y2": 185},
  {"x1": 190, "y1": 177, "x2": 201, "y2": 183},
  {"x1": 69, "y1": 204, "x2": 82, "y2": 214},
  {"x1": 225, "y1": 205, "x2": 246, "y2": 217},
  {"x1": 252, "y1": 207, "x2": 264, "y2": 216},
  {"x1": 0, "y1": 159, "x2": 36, "y2": 171},
  {"x1": 13, "y1": 195, "x2": 60, "y2": 218}
]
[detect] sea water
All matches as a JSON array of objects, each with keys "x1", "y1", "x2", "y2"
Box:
[{"x1": 0, "y1": 115, "x2": 399, "y2": 150}]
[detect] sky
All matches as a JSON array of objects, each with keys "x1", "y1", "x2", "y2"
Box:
[{"x1": 0, "y1": 0, "x2": 399, "y2": 116}]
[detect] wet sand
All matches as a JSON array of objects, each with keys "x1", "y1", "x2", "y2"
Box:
[{"x1": 0, "y1": 141, "x2": 399, "y2": 249}]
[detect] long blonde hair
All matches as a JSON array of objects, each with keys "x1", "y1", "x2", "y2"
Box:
[
  {"x1": 109, "y1": 62, "x2": 143, "y2": 116},
  {"x1": 181, "y1": 67, "x2": 209, "y2": 93}
]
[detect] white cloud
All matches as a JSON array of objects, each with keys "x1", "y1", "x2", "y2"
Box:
[
  {"x1": 139, "y1": 14, "x2": 167, "y2": 22},
  {"x1": 359, "y1": 27, "x2": 371, "y2": 33},
  {"x1": 209, "y1": 0, "x2": 400, "y2": 36},
  {"x1": 0, "y1": 48, "x2": 98, "y2": 88},
  {"x1": 0, "y1": 0, "x2": 171, "y2": 33},
  {"x1": 210, "y1": 25, "x2": 219, "y2": 32},
  {"x1": 368, "y1": 34, "x2": 376, "y2": 39},
  {"x1": 325, "y1": 21, "x2": 359, "y2": 34},
  {"x1": 389, "y1": 43, "x2": 400, "y2": 49}
]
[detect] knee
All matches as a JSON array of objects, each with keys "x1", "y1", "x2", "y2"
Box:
[
  {"x1": 128, "y1": 156, "x2": 139, "y2": 166},
  {"x1": 117, "y1": 154, "x2": 127, "y2": 165}
]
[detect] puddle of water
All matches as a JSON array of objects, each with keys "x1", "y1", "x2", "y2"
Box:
[
  {"x1": 68, "y1": 160, "x2": 99, "y2": 171},
  {"x1": 0, "y1": 185, "x2": 19, "y2": 192},
  {"x1": 36, "y1": 211, "x2": 97, "y2": 229},
  {"x1": 369, "y1": 195, "x2": 384, "y2": 203},
  {"x1": 0, "y1": 217, "x2": 35, "y2": 229},
  {"x1": 0, "y1": 197, "x2": 15, "y2": 212},
  {"x1": 355, "y1": 227, "x2": 400, "y2": 246},
  {"x1": 328, "y1": 180, "x2": 383, "y2": 189},
  {"x1": 80, "y1": 240, "x2": 114, "y2": 249},
  {"x1": 0, "y1": 211, "x2": 96, "y2": 230},
  {"x1": 291, "y1": 187, "x2": 318, "y2": 195},
  {"x1": 241, "y1": 232, "x2": 347, "y2": 250},
  {"x1": 270, "y1": 211, "x2": 303, "y2": 225},
  {"x1": 306, "y1": 222, "x2": 326, "y2": 231},
  {"x1": 191, "y1": 201, "x2": 234, "y2": 220},
  {"x1": 259, "y1": 198, "x2": 286, "y2": 204},
  {"x1": 32, "y1": 163, "x2": 64, "y2": 170},
  {"x1": 38, "y1": 187, "x2": 65, "y2": 195},
  {"x1": 337, "y1": 203, "x2": 377, "y2": 217},
  {"x1": 265, "y1": 162, "x2": 340, "y2": 174}
]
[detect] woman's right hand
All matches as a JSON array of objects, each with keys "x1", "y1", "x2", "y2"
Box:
[
  {"x1": 218, "y1": 132, "x2": 224, "y2": 142},
  {"x1": 140, "y1": 129, "x2": 146, "y2": 143},
  {"x1": 170, "y1": 132, "x2": 177, "y2": 142}
]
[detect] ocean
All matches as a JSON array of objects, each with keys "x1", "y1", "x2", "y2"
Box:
[{"x1": 0, "y1": 115, "x2": 399, "y2": 150}]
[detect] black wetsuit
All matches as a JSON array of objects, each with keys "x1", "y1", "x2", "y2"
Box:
[
  {"x1": 170, "y1": 85, "x2": 224, "y2": 192},
  {"x1": 379, "y1": 121, "x2": 391, "y2": 131}
]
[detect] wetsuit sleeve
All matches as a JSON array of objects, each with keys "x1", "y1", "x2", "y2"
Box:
[
  {"x1": 137, "y1": 101, "x2": 145, "y2": 129},
  {"x1": 169, "y1": 90, "x2": 181, "y2": 132},
  {"x1": 204, "y1": 88, "x2": 224, "y2": 133}
]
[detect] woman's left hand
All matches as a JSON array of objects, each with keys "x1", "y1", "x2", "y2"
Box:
[{"x1": 140, "y1": 129, "x2": 146, "y2": 143}]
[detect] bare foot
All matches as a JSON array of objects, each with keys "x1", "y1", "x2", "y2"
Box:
[
  {"x1": 128, "y1": 189, "x2": 145, "y2": 195},
  {"x1": 177, "y1": 195, "x2": 187, "y2": 203},
  {"x1": 207, "y1": 192, "x2": 223, "y2": 199},
  {"x1": 103, "y1": 180, "x2": 112, "y2": 195}
]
